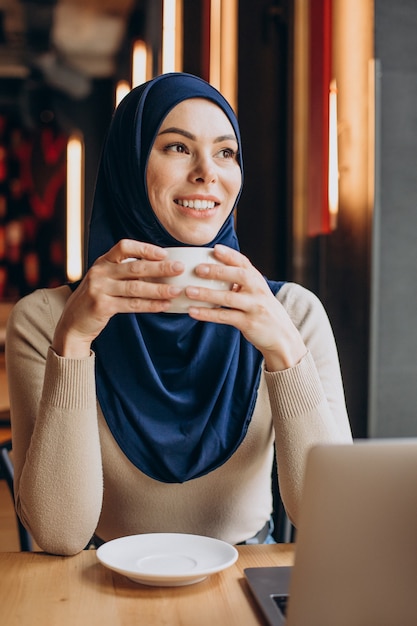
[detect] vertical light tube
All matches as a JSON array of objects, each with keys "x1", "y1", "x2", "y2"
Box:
[
  {"x1": 162, "y1": 0, "x2": 177, "y2": 73},
  {"x1": 291, "y1": 0, "x2": 309, "y2": 283},
  {"x1": 220, "y1": 0, "x2": 238, "y2": 111},
  {"x1": 176, "y1": 0, "x2": 183, "y2": 71},
  {"x1": 132, "y1": 39, "x2": 148, "y2": 88},
  {"x1": 328, "y1": 79, "x2": 339, "y2": 229},
  {"x1": 66, "y1": 134, "x2": 84, "y2": 282},
  {"x1": 115, "y1": 80, "x2": 131, "y2": 107},
  {"x1": 209, "y1": 0, "x2": 222, "y2": 90},
  {"x1": 208, "y1": 0, "x2": 237, "y2": 111}
]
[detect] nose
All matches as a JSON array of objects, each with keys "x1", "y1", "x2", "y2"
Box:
[{"x1": 190, "y1": 153, "x2": 217, "y2": 184}]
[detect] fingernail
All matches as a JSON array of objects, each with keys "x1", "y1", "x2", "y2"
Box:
[
  {"x1": 186, "y1": 287, "x2": 199, "y2": 296},
  {"x1": 172, "y1": 261, "x2": 184, "y2": 271},
  {"x1": 197, "y1": 264, "x2": 209, "y2": 275}
]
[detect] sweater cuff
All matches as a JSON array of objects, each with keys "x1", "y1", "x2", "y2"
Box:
[
  {"x1": 41, "y1": 346, "x2": 96, "y2": 410},
  {"x1": 264, "y1": 351, "x2": 325, "y2": 419}
]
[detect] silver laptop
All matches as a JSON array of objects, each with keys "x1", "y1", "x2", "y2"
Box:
[{"x1": 245, "y1": 439, "x2": 417, "y2": 626}]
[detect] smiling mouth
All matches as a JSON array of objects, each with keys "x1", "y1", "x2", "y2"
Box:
[{"x1": 175, "y1": 199, "x2": 218, "y2": 210}]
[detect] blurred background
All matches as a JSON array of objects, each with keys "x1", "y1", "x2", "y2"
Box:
[{"x1": 0, "y1": 0, "x2": 416, "y2": 441}]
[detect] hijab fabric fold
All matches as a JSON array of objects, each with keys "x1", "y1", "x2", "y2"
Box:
[{"x1": 87, "y1": 73, "x2": 284, "y2": 483}]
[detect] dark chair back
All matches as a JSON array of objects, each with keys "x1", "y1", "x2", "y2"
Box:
[
  {"x1": 0, "y1": 439, "x2": 33, "y2": 551},
  {"x1": 271, "y1": 454, "x2": 296, "y2": 543}
]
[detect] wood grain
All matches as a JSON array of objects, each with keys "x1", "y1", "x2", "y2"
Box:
[{"x1": 0, "y1": 545, "x2": 294, "y2": 625}]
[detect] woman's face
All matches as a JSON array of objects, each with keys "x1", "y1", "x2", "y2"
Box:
[{"x1": 146, "y1": 98, "x2": 242, "y2": 245}]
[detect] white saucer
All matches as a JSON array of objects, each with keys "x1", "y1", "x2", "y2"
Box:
[{"x1": 96, "y1": 533, "x2": 239, "y2": 587}]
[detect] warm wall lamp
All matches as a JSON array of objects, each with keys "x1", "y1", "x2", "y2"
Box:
[
  {"x1": 162, "y1": 0, "x2": 183, "y2": 73},
  {"x1": 307, "y1": 0, "x2": 338, "y2": 236},
  {"x1": 116, "y1": 0, "x2": 183, "y2": 104},
  {"x1": 205, "y1": 0, "x2": 238, "y2": 112},
  {"x1": 132, "y1": 39, "x2": 148, "y2": 87},
  {"x1": 328, "y1": 79, "x2": 339, "y2": 230},
  {"x1": 66, "y1": 134, "x2": 84, "y2": 282},
  {"x1": 115, "y1": 39, "x2": 150, "y2": 108},
  {"x1": 115, "y1": 80, "x2": 131, "y2": 107}
]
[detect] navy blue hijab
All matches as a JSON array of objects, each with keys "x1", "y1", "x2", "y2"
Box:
[{"x1": 87, "y1": 73, "x2": 283, "y2": 483}]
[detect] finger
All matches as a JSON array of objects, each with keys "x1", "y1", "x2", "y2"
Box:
[
  {"x1": 188, "y1": 303, "x2": 246, "y2": 327},
  {"x1": 194, "y1": 261, "x2": 246, "y2": 287},
  {"x1": 121, "y1": 297, "x2": 174, "y2": 314},
  {"x1": 122, "y1": 279, "x2": 182, "y2": 301},
  {"x1": 213, "y1": 244, "x2": 253, "y2": 268},
  {"x1": 83, "y1": 265, "x2": 183, "y2": 302},
  {"x1": 90, "y1": 292, "x2": 174, "y2": 317},
  {"x1": 119, "y1": 258, "x2": 185, "y2": 280},
  {"x1": 185, "y1": 285, "x2": 246, "y2": 310},
  {"x1": 106, "y1": 239, "x2": 168, "y2": 264}
]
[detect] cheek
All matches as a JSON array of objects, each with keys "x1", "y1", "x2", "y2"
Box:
[
  {"x1": 146, "y1": 167, "x2": 165, "y2": 211},
  {"x1": 229, "y1": 170, "x2": 242, "y2": 201},
  {"x1": 145, "y1": 155, "x2": 163, "y2": 197},
  {"x1": 145, "y1": 166, "x2": 153, "y2": 203},
  {"x1": 147, "y1": 161, "x2": 174, "y2": 199}
]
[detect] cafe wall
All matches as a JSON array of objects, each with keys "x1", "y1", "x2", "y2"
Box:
[
  {"x1": 0, "y1": 0, "x2": 372, "y2": 438},
  {"x1": 2, "y1": 0, "x2": 415, "y2": 441},
  {"x1": 285, "y1": 0, "x2": 374, "y2": 438},
  {"x1": 368, "y1": 0, "x2": 417, "y2": 437},
  {"x1": 288, "y1": 0, "x2": 417, "y2": 439},
  {"x1": 0, "y1": 105, "x2": 67, "y2": 299}
]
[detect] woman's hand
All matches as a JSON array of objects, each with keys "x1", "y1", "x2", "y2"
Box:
[
  {"x1": 52, "y1": 239, "x2": 185, "y2": 358},
  {"x1": 186, "y1": 244, "x2": 307, "y2": 372}
]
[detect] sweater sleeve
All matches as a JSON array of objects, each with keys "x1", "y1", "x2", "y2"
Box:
[
  {"x1": 265, "y1": 283, "x2": 352, "y2": 525},
  {"x1": 6, "y1": 287, "x2": 103, "y2": 555}
]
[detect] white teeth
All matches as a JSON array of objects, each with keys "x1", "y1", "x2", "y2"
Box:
[{"x1": 177, "y1": 199, "x2": 215, "y2": 210}]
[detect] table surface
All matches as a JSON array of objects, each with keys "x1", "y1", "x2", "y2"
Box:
[{"x1": 0, "y1": 544, "x2": 294, "y2": 625}]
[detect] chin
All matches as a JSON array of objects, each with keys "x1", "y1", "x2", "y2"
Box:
[{"x1": 174, "y1": 233, "x2": 218, "y2": 246}]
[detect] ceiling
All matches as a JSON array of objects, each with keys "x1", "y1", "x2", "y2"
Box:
[{"x1": 0, "y1": 0, "x2": 144, "y2": 99}]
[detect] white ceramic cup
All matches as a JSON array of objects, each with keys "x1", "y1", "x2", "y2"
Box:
[{"x1": 160, "y1": 247, "x2": 232, "y2": 314}]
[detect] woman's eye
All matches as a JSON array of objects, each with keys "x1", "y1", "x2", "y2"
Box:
[
  {"x1": 165, "y1": 143, "x2": 188, "y2": 154},
  {"x1": 218, "y1": 148, "x2": 237, "y2": 159}
]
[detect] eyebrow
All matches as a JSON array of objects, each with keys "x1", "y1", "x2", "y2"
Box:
[{"x1": 158, "y1": 127, "x2": 237, "y2": 144}]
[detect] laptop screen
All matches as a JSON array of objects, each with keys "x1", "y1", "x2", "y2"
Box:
[{"x1": 245, "y1": 440, "x2": 417, "y2": 626}]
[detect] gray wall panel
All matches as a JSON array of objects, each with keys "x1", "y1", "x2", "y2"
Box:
[{"x1": 370, "y1": 1, "x2": 417, "y2": 436}]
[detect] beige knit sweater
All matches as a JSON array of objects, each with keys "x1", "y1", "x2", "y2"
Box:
[{"x1": 6, "y1": 282, "x2": 352, "y2": 555}]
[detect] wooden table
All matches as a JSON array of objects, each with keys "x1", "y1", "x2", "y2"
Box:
[{"x1": 0, "y1": 544, "x2": 294, "y2": 625}]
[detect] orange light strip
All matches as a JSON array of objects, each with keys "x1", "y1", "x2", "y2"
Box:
[
  {"x1": 66, "y1": 134, "x2": 84, "y2": 281},
  {"x1": 328, "y1": 79, "x2": 339, "y2": 229},
  {"x1": 162, "y1": 0, "x2": 183, "y2": 73},
  {"x1": 208, "y1": 0, "x2": 238, "y2": 111},
  {"x1": 132, "y1": 39, "x2": 148, "y2": 87},
  {"x1": 115, "y1": 80, "x2": 131, "y2": 107}
]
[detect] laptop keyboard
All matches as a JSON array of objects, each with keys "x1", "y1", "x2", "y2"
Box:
[{"x1": 271, "y1": 594, "x2": 289, "y2": 617}]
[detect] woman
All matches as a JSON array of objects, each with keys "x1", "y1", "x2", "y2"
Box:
[{"x1": 6, "y1": 73, "x2": 352, "y2": 555}]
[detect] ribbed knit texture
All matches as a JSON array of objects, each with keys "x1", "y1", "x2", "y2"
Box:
[
  {"x1": 264, "y1": 352, "x2": 325, "y2": 420},
  {"x1": 42, "y1": 348, "x2": 96, "y2": 410}
]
